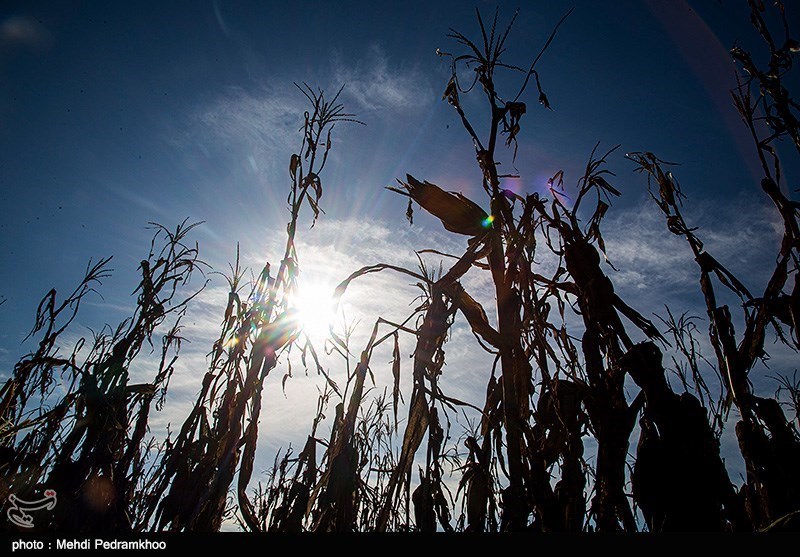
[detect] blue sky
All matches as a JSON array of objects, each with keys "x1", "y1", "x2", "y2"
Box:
[{"x1": 1, "y1": 0, "x2": 798, "y2": 506}]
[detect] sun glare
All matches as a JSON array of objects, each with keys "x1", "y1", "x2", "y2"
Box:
[{"x1": 290, "y1": 279, "x2": 338, "y2": 346}]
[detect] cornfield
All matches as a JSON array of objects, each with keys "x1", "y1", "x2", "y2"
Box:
[{"x1": 1, "y1": 1, "x2": 799, "y2": 533}]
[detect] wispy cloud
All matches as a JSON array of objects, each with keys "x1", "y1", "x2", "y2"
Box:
[
  {"x1": 182, "y1": 43, "x2": 431, "y2": 161},
  {"x1": 332, "y1": 44, "x2": 432, "y2": 113},
  {"x1": 211, "y1": 0, "x2": 231, "y2": 38},
  {"x1": 602, "y1": 193, "x2": 782, "y2": 301},
  {"x1": 189, "y1": 82, "x2": 306, "y2": 163}
]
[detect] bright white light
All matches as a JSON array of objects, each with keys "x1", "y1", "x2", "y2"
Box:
[{"x1": 290, "y1": 279, "x2": 337, "y2": 346}]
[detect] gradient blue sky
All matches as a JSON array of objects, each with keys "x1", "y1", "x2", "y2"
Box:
[{"x1": 1, "y1": 0, "x2": 798, "y2": 495}]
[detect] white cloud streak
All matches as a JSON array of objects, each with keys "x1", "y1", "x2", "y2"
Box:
[
  {"x1": 332, "y1": 44, "x2": 432, "y2": 113},
  {"x1": 183, "y1": 43, "x2": 430, "y2": 159},
  {"x1": 188, "y1": 82, "x2": 305, "y2": 168}
]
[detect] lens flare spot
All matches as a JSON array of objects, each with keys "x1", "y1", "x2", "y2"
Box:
[
  {"x1": 482, "y1": 214, "x2": 495, "y2": 228},
  {"x1": 223, "y1": 336, "x2": 238, "y2": 348}
]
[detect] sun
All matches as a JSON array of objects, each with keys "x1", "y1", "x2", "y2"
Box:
[{"x1": 289, "y1": 279, "x2": 338, "y2": 346}]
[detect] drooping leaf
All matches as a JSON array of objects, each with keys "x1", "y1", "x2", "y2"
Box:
[{"x1": 391, "y1": 332, "x2": 403, "y2": 427}]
